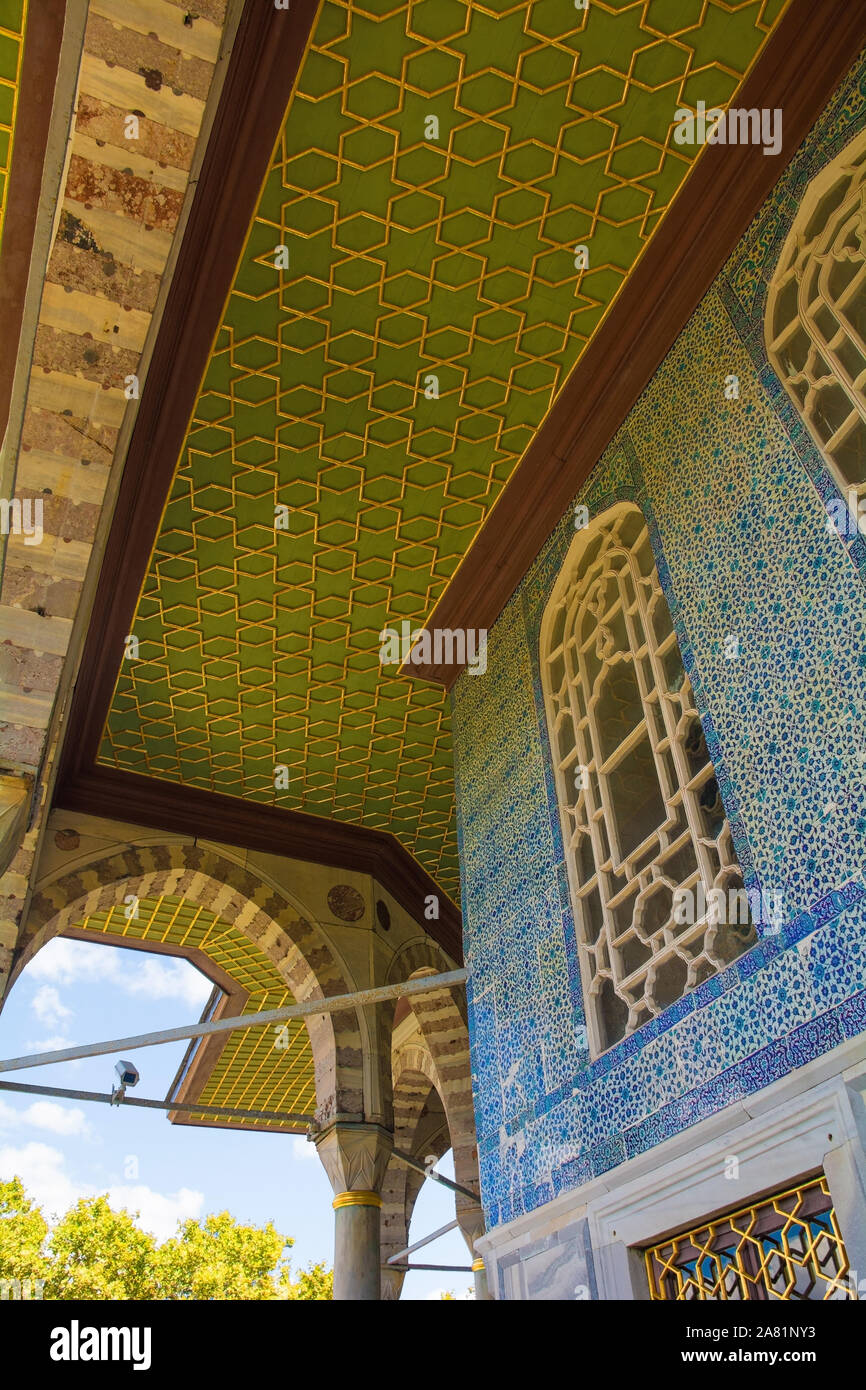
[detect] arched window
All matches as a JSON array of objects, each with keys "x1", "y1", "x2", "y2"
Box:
[
  {"x1": 767, "y1": 130, "x2": 866, "y2": 505},
  {"x1": 540, "y1": 504, "x2": 755, "y2": 1056}
]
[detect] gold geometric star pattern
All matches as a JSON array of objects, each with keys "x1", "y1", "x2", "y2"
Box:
[{"x1": 100, "y1": 0, "x2": 788, "y2": 899}]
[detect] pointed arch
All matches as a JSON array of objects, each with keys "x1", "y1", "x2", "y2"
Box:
[
  {"x1": 380, "y1": 1047, "x2": 450, "y2": 1300},
  {"x1": 766, "y1": 128, "x2": 866, "y2": 511},
  {"x1": 13, "y1": 842, "x2": 364, "y2": 1120}
]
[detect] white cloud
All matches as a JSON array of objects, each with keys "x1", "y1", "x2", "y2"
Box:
[
  {"x1": 291, "y1": 1135, "x2": 317, "y2": 1161},
  {"x1": 105, "y1": 1183, "x2": 204, "y2": 1242},
  {"x1": 31, "y1": 985, "x2": 72, "y2": 1027},
  {"x1": 0, "y1": 1142, "x2": 84, "y2": 1222},
  {"x1": 0, "y1": 1141, "x2": 204, "y2": 1241},
  {"x1": 26, "y1": 938, "x2": 112, "y2": 986},
  {"x1": 0, "y1": 1099, "x2": 91, "y2": 1137},
  {"x1": 25, "y1": 939, "x2": 212, "y2": 1010},
  {"x1": 123, "y1": 956, "x2": 212, "y2": 1008},
  {"x1": 22, "y1": 1034, "x2": 76, "y2": 1054}
]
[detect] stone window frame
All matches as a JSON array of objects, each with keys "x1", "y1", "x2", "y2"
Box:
[
  {"x1": 766, "y1": 129, "x2": 866, "y2": 509},
  {"x1": 539, "y1": 502, "x2": 755, "y2": 1058}
]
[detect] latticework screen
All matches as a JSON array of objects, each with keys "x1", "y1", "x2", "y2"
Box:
[
  {"x1": 767, "y1": 131, "x2": 866, "y2": 511},
  {"x1": 645, "y1": 1175, "x2": 852, "y2": 1301},
  {"x1": 541, "y1": 504, "x2": 755, "y2": 1055}
]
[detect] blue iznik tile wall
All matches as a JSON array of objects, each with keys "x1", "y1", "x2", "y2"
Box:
[{"x1": 452, "y1": 57, "x2": 866, "y2": 1232}]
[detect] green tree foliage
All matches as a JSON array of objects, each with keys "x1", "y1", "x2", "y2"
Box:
[
  {"x1": 157, "y1": 1211, "x2": 291, "y2": 1300},
  {"x1": 45, "y1": 1197, "x2": 158, "y2": 1301},
  {"x1": 280, "y1": 1260, "x2": 333, "y2": 1300},
  {"x1": 0, "y1": 1176, "x2": 48, "y2": 1285},
  {"x1": 0, "y1": 1177, "x2": 332, "y2": 1300}
]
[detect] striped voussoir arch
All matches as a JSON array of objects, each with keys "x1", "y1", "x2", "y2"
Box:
[
  {"x1": 402, "y1": 966, "x2": 484, "y2": 1251},
  {"x1": 380, "y1": 1042, "x2": 450, "y2": 1301},
  {"x1": 13, "y1": 841, "x2": 365, "y2": 1120}
]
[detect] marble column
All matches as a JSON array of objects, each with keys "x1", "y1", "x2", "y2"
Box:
[
  {"x1": 457, "y1": 1195, "x2": 491, "y2": 1300},
  {"x1": 472, "y1": 1256, "x2": 490, "y2": 1300},
  {"x1": 314, "y1": 1121, "x2": 393, "y2": 1301}
]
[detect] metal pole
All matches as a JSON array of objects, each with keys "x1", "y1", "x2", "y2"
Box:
[
  {"x1": 383, "y1": 1263, "x2": 473, "y2": 1274},
  {"x1": 0, "y1": 1077, "x2": 315, "y2": 1127},
  {"x1": 390, "y1": 1147, "x2": 480, "y2": 1203},
  {"x1": 0, "y1": 968, "x2": 468, "y2": 1074},
  {"x1": 386, "y1": 1217, "x2": 460, "y2": 1265}
]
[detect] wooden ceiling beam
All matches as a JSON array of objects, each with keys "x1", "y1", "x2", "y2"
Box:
[
  {"x1": 55, "y1": 766, "x2": 463, "y2": 961},
  {"x1": 57, "y1": 0, "x2": 321, "y2": 781},
  {"x1": 0, "y1": 1, "x2": 67, "y2": 442}
]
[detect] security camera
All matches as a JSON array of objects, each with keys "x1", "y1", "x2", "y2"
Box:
[{"x1": 115, "y1": 1060, "x2": 139, "y2": 1089}]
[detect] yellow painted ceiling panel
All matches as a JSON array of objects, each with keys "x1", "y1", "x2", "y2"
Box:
[{"x1": 73, "y1": 895, "x2": 316, "y2": 1127}]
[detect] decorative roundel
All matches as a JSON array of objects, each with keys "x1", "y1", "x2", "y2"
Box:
[
  {"x1": 327, "y1": 885, "x2": 365, "y2": 922},
  {"x1": 54, "y1": 829, "x2": 81, "y2": 851},
  {"x1": 375, "y1": 899, "x2": 391, "y2": 932}
]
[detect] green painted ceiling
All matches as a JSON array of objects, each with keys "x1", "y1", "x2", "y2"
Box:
[
  {"x1": 101, "y1": 0, "x2": 787, "y2": 899},
  {"x1": 0, "y1": 0, "x2": 27, "y2": 252}
]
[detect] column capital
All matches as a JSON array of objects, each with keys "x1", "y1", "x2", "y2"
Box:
[
  {"x1": 313, "y1": 1120, "x2": 393, "y2": 1196},
  {"x1": 456, "y1": 1190, "x2": 485, "y2": 1250}
]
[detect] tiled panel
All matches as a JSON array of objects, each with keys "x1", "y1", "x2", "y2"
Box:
[{"x1": 453, "y1": 54, "x2": 866, "y2": 1229}]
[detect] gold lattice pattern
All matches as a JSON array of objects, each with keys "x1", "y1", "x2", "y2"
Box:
[
  {"x1": 75, "y1": 896, "x2": 316, "y2": 1127},
  {"x1": 645, "y1": 1175, "x2": 853, "y2": 1300},
  {"x1": 0, "y1": 0, "x2": 27, "y2": 251},
  {"x1": 101, "y1": 0, "x2": 788, "y2": 898}
]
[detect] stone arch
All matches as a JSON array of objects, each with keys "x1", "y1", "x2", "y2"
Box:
[
  {"x1": 385, "y1": 936, "x2": 455, "y2": 984},
  {"x1": 363, "y1": 934, "x2": 459, "y2": 1133},
  {"x1": 379, "y1": 960, "x2": 482, "y2": 1298},
  {"x1": 403, "y1": 967, "x2": 481, "y2": 1247},
  {"x1": 12, "y1": 842, "x2": 364, "y2": 1121},
  {"x1": 380, "y1": 1045, "x2": 450, "y2": 1301}
]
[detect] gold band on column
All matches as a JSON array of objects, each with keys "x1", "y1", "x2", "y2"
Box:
[
  {"x1": 472, "y1": 1257, "x2": 485, "y2": 1271},
  {"x1": 332, "y1": 1190, "x2": 382, "y2": 1210}
]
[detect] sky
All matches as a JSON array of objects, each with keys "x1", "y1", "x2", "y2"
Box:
[{"x1": 0, "y1": 937, "x2": 473, "y2": 1300}]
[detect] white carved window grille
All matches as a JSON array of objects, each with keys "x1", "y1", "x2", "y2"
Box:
[
  {"x1": 540, "y1": 504, "x2": 756, "y2": 1057},
  {"x1": 767, "y1": 130, "x2": 866, "y2": 507}
]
